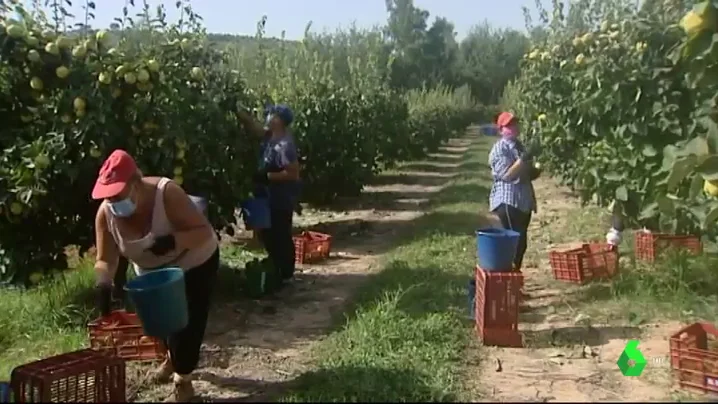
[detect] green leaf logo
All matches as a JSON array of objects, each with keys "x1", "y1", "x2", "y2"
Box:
[{"x1": 617, "y1": 340, "x2": 647, "y2": 376}]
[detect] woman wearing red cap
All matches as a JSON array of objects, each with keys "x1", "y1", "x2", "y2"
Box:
[
  {"x1": 92, "y1": 149, "x2": 219, "y2": 402},
  {"x1": 489, "y1": 112, "x2": 542, "y2": 272}
]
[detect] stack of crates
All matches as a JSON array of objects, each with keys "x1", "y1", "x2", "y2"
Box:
[{"x1": 473, "y1": 228, "x2": 524, "y2": 347}]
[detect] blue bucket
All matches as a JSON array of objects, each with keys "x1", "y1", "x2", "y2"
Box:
[
  {"x1": 476, "y1": 228, "x2": 520, "y2": 272},
  {"x1": 467, "y1": 279, "x2": 476, "y2": 320},
  {"x1": 0, "y1": 382, "x2": 11, "y2": 403},
  {"x1": 240, "y1": 197, "x2": 271, "y2": 229},
  {"x1": 124, "y1": 267, "x2": 188, "y2": 338}
]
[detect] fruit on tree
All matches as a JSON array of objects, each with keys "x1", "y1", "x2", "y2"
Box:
[
  {"x1": 89, "y1": 147, "x2": 101, "y2": 158},
  {"x1": 173, "y1": 175, "x2": 184, "y2": 185},
  {"x1": 575, "y1": 54, "x2": 586, "y2": 65},
  {"x1": 45, "y1": 42, "x2": 59, "y2": 56},
  {"x1": 96, "y1": 30, "x2": 109, "y2": 44},
  {"x1": 60, "y1": 115, "x2": 72, "y2": 123},
  {"x1": 55, "y1": 66, "x2": 70, "y2": 79},
  {"x1": 27, "y1": 49, "x2": 41, "y2": 63},
  {"x1": 72, "y1": 45, "x2": 87, "y2": 58},
  {"x1": 137, "y1": 69, "x2": 150, "y2": 83},
  {"x1": 73, "y1": 97, "x2": 86, "y2": 111},
  {"x1": 111, "y1": 88, "x2": 122, "y2": 98},
  {"x1": 30, "y1": 77, "x2": 43, "y2": 90},
  {"x1": 10, "y1": 202, "x2": 23, "y2": 215},
  {"x1": 680, "y1": 10, "x2": 710, "y2": 37},
  {"x1": 34, "y1": 154, "x2": 50, "y2": 168},
  {"x1": 124, "y1": 72, "x2": 137, "y2": 84},
  {"x1": 173, "y1": 166, "x2": 183, "y2": 176},
  {"x1": 26, "y1": 36, "x2": 39, "y2": 47},
  {"x1": 98, "y1": 72, "x2": 112, "y2": 84},
  {"x1": 56, "y1": 36, "x2": 73, "y2": 49},
  {"x1": 115, "y1": 65, "x2": 128, "y2": 76},
  {"x1": 76, "y1": 108, "x2": 86, "y2": 118},
  {"x1": 704, "y1": 180, "x2": 718, "y2": 197},
  {"x1": 147, "y1": 59, "x2": 160, "y2": 72},
  {"x1": 6, "y1": 24, "x2": 25, "y2": 39},
  {"x1": 538, "y1": 113, "x2": 547, "y2": 122},
  {"x1": 190, "y1": 67, "x2": 203, "y2": 80}
]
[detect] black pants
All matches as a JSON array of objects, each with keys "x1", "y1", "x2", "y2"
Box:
[
  {"x1": 259, "y1": 207, "x2": 295, "y2": 281},
  {"x1": 493, "y1": 203, "x2": 532, "y2": 271},
  {"x1": 166, "y1": 248, "x2": 220, "y2": 375}
]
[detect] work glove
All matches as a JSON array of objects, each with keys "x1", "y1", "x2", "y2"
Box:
[
  {"x1": 521, "y1": 137, "x2": 542, "y2": 162},
  {"x1": 611, "y1": 213, "x2": 625, "y2": 232},
  {"x1": 95, "y1": 283, "x2": 112, "y2": 317},
  {"x1": 253, "y1": 169, "x2": 269, "y2": 186},
  {"x1": 146, "y1": 234, "x2": 176, "y2": 256},
  {"x1": 529, "y1": 165, "x2": 542, "y2": 181}
]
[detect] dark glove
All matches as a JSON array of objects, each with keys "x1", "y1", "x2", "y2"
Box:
[
  {"x1": 253, "y1": 169, "x2": 269, "y2": 185},
  {"x1": 95, "y1": 284, "x2": 112, "y2": 317},
  {"x1": 147, "y1": 234, "x2": 176, "y2": 256},
  {"x1": 529, "y1": 166, "x2": 542, "y2": 181},
  {"x1": 521, "y1": 137, "x2": 542, "y2": 162}
]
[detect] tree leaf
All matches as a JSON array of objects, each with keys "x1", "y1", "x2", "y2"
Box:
[
  {"x1": 696, "y1": 155, "x2": 718, "y2": 181},
  {"x1": 667, "y1": 156, "x2": 697, "y2": 190},
  {"x1": 615, "y1": 185, "x2": 628, "y2": 201},
  {"x1": 689, "y1": 174, "x2": 704, "y2": 199},
  {"x1": 703, "y1": 204, "x2": 718, "y2": 230}
]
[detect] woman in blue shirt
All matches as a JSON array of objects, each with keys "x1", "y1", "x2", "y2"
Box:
[
  {"x1": 238, "y1": 104, "x2": 301, "y2": 287},
  {"x1": 488, "y1": 112, "x2": 542, "y2": 272}
]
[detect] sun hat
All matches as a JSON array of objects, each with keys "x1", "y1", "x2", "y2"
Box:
[{"x1": 91, "y1": 149, "x2": 138, "y2": 200}]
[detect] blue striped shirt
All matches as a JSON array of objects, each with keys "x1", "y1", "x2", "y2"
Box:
[{"x1": 488, "y1": 137, "x2": 537, "y2": 213}]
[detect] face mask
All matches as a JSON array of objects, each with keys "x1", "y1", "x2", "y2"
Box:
[
  {"x1": 500, "y1": 126, "x2": 519, "y2": 139},
  {"x1": 108, "y1": 186, "x2": 137, "y2": 217}
]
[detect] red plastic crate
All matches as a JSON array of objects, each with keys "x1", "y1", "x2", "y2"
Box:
[
  {"x1": 10, "y1": 349, "x2": 126, "y2": 402},
  {"x1": 634, "y1": 231, "x2": 702, "y2": 262},
  {"x1": 293, "y1": 231, "x2": 332, "y2": 264},
  {"x1": 549, "y1": 243, "x2": 618, "y2": 284},
  {"x1": 669, "y1": 322, "x2": 718, "y2": 396},
  {"x1": 474, "y1": 266, "x2": 523, "y2": 347},
  {"x1": 88, "y1": 310, "x2": 167, "y2": 361}
]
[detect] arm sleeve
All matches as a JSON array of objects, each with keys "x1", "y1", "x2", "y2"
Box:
[{"x1": 490, "y1": 143, "x2": 521, "y2": 185}]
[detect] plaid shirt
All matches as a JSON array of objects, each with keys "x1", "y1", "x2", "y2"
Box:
[{"x1": 488, "y1": 137, "x2": 537, "y2": 213}]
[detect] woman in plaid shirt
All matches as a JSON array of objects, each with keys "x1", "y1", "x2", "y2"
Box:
[{"x1": 488, "y1": 112, "x2": 542, "y2": 272}]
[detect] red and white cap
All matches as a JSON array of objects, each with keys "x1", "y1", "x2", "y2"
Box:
[{"x1": 91, "y1": 149, "x2": 138, "y2": 200}]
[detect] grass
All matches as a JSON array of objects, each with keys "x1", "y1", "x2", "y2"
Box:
[{"x1": 282, "y1": 140, "x2": 493, "y2": 402}]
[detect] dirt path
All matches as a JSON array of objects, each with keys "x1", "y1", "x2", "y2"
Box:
[
  {"x1": 131, "y1": 134, "x2": 474, "y2": 402},
  {"x1": 468, "y1": 175, "x2": 697, "y2": 402}
]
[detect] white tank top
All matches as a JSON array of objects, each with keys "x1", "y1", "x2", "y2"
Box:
[{"x1": 104, "y1": 177, "x2": 218, "y2": 275}]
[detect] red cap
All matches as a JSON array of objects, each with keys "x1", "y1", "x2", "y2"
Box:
[
  {"x1": 496, "y1": 112, "x2": 517, "y2": 128},
  {"x1": 91, "y1": 149, "x2": 138, "y2": 200}
]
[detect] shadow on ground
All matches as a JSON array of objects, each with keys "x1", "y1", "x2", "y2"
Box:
[
  {"x1": 522, "y1": 325, "x2": 642, "y2": 348},
  {"x1": 199, "y1": 365, "x2": 456, "y2": 402}
]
